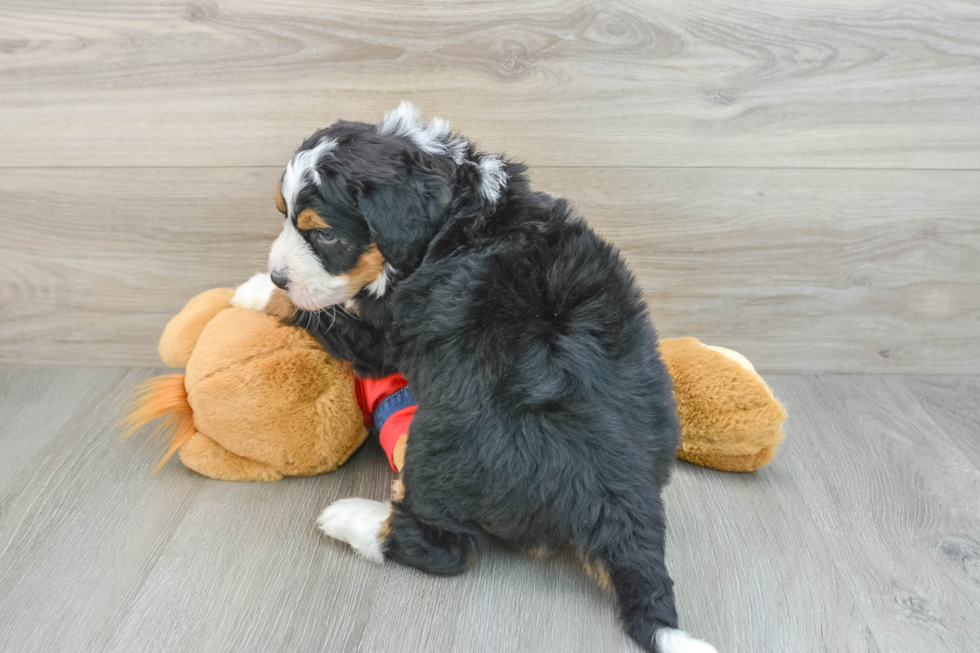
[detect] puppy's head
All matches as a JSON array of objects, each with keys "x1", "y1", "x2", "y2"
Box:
[{"x1": 268, "y1": 101, "x2": 508, "y2": 311}]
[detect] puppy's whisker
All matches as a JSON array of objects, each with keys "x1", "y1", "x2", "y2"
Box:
[{"x1": 242, "y1": 253, "x2": 267, "y2": 266}]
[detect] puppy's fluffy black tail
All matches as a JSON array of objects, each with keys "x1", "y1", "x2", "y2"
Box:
[
  {"x1": 611, "y1": 563, "x2": 718, "y2": 653},
  {"x1": 593, "y1": 518, "x2": 719, "y2": 653}
]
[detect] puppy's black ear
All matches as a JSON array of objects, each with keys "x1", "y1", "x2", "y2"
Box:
[{"x1": 357, "y1": 164, "x2": 452, "y2": 272}]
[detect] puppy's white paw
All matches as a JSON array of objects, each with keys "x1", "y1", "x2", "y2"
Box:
[
  {"x1": 317, "y1": 498, "x2": 391, "y2": 563},
  {"x1": 655, "y1": 628, "x2": 718, "y2": 653},
  {"x1": 232, "y1": 273, "x2": 276, "y2": 311}
]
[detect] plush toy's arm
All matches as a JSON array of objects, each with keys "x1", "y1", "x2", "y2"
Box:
[
  {"x1": 355, "y1": 375, "x2": 416, "y2": 471},
  {"x1": 659, "y1": 337, "x2": 786, "y2": 472}
]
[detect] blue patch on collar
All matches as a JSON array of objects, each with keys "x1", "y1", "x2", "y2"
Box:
[{"x1": 374, "y1": 386, "x2": 415, "y2": 429}]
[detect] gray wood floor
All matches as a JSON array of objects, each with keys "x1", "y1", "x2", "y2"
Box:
[{"x1": 1, "y1": 366, "x2": 978, "y2": 652}]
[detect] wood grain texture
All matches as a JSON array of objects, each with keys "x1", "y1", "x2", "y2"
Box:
[
  {"x1": 761, "y1": 375, "x2": 980, "y2": 653},
  {"x1": 1, "y1": 167, "x2": 977, "y2": 372},
  {"x1": 2, "y1": 367, "x2": 979, "y2": 652},
  {"x1": 537, "y1": 167, "x2": 980, "y2": 374},
  {"x1": 1, "y1": 0, "x2": 979, "y2": 168},
  {"x1": 881, "y1": 375, "x2": 980, "y2": 471}
]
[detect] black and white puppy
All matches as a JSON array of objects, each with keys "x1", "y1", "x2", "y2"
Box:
[{"x1": 236, "y1": 102, "x2": 716, "y2": 653}]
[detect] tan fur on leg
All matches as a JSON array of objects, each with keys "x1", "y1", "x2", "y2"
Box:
[
  {"x1": 580, "y1": 553, "x2": 613, "y2": 591},
  {"x1": 392, "y1": 433, "x2": 408, "y2": 471},
  {"x1": 527, "y1": 545, "x2": 552, "y2": 560},
  {"x1": 390, "y1": 476, "x2": 405, "y2": 502}
]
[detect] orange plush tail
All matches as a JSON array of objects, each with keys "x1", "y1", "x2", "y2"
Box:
[{"x1": 120, "y1": 374, "x2": 197, "y2": 472}]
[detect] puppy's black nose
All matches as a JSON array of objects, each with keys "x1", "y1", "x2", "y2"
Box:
[{"x1": 270, "y1": 270, "x2": 289, "y2": 289}]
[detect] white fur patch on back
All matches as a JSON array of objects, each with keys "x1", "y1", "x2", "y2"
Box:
[
  {"x1": 281, "y1": 137, "x2": 336, "y2": 218},
  {"x1": 655, "y1": 628, "x2": 718, "y2": 653},
  {"x1": 231, "y1": 272, "x2": 276, "y2": 311},
  {"x1": 317, "y1": 498, "x2": 392, "y2": 563},
  {"x1": 377, "y1": 101, "x2": 468, "y2": 164},
  {"x1": 365, "y1": 262, "x2": 393, "y2": 298},
  {"x1": 477, "y1": 155, "x2": 507, "y2": 202},
  {"x1": 268, "y1": 218, "x2": 349, "y2": 310}
]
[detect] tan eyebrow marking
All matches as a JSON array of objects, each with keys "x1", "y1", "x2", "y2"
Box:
[
  {"x1": 297, "y1": 208, "x2": 328, "y2": 231},
  {"x1": 274, "y1": 176, "x2": 287, "y2": 214},
  {"x1": 348, "y1": 245, "x2": 385, "y2": 291}
]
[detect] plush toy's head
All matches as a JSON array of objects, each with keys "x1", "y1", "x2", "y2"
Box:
[{"x1": 123, "y1": 288, "x2": 367, "y2": 481}]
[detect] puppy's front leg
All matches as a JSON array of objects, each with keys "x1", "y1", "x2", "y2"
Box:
[
  {"x1": 317, "y1": 497, "x2": 477, "y2": 576},
  {"x1": 232, "y1": 272, "x2": 276, "y2": 310},
  {"x1": 299, "y1": 307, "x2": 398, "y2": 378},
  {"x1": 232, "y1": 273, "x2": 295, "y2": 318}
]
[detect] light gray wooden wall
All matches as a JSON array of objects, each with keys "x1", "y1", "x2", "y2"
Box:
[{"x1": 1, "y1": 0, "x2": 978, "y2": 372}]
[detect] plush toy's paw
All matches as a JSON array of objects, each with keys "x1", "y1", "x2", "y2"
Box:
[
  {"x1": 178, "y1": 432, "x2": 283, "y2": 482},
  {"x1": 317, "y1": 498, "x2": 391, "y2": 563},
  {"x1": 232, "y1": 273, "x2": 276, "y2": 311}
]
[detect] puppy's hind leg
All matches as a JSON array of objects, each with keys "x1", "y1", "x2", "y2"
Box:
[
  {"x1": 382, "y1": 502, "x2": 481, "y2": 576},
  {"x1": 587, "y1": 499, "x2": 718, "y2": 653},
  {"x1": 318, "y1": 496, "x2": 479, "y2": 576},
  {"x1": 318, "y1": 498, "x2": 392, "y2": 563}
]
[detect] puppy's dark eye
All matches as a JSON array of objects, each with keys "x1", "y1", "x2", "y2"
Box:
[
  {"x1": 316, "y1": 232, "x2": 338, "y2": 246},
  {"x1": 312, "y1": 231, "x2": 339, "y2": 255}
]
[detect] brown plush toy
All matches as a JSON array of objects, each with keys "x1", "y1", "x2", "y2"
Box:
[{"x1": 124, "y1": 288, "x2": 786, "y2": 479}]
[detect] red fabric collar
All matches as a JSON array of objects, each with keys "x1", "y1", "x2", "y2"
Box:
[{"x1": 353, "y1": 373, "x2": 409, "y2": 427}]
